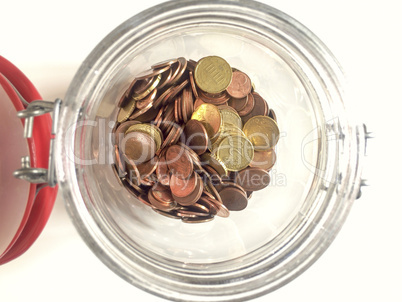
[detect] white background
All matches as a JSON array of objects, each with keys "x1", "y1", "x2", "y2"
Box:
[{"x1": 1, "y1": 0, "x2": 401, "y2": 301}]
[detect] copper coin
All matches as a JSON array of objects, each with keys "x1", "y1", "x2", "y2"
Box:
[
  {"x1": 153, "y1": 106, "x2": 164, "y2": 128},
  {"x1": 160, "y1": 122, "x2": 176, "y2": 148},
  {"x1": 201, "y1": 190, "x2": 215, "y2": 200},
  {"x1": 177, "y1": 209, "x2": 210, "y2": 218},
  {"x1": 123, "y1": 154, "x2": 141, "y2": 187},
  {"x1": 200, "y1": 195, "x2": 229, "y2": 218},
  {"x1": 131, "y1": 74, "x2": 161, "y2": 102},
  {"x1": 125, "y1": 166, "x2": 141, "y2": 188},
  {"x1": 166, "y1": 145, "x2": 193, "y2": 179},
  {"x1": 171, "y1": 124, "x2": 185, "y2": 146},
  {"x1": 165, "y1": 61, "x2": 181, "y2": 87},
  {"x1": 180, "y1": 91, "x2": 188, "y2": 123},
  {"x1": 176, "y1": 211, "x2": 198, "y2": 219},
  {"x1": 148, "y1": 189, "x2": 176, "y2": 211},
  {"x1": 196, "y1": 165, "x2": 211, "y2": 183},
  {"x1": 214, "y1": 203, "x2": 230, "y2": 218},
  {"x1": 113, "y1": 120, "x2": 141, "y2": 145},
  {"x1": 130, "y1": 103, "x2": 160, "y2": 123},
  {"x1": 121, "y1": 131, "x2": 156, "y2": 163},
  {"x1": 172, "y1": 173, "x2": 203, "y2": 206},
  {"x1": 198, "y1": 90, "x2": 230, "y2": 105},
  {"x1": 205, "y1": 178, "x2": 223, "y2": 205},
  {"x1": 189, "y1": 71, "x2": 199, "y2": 98},
  {"x1": 136, "y1": 155, "x2": 159, "y2": 178},
  {"x1": 152, "y1": 182, "x2": 175, "y2": 201},
  {"x1": 154, "y1": 85, "x2": 175, "y2": 109},
  {"x1": 140, "y1": 176, "x2": 156, "y2": 187},
  {"x1": 202, "y1": 165, "x2": 222, "y2": 185},
  {"x1": 114, "y1": 145, "x2": 126, "y2": 176},
  {"x1": 176, "y1": 142, "x2": 203, "y2": 173},
  {"x1": 174, "y1": 97, "x2": 180, "y2": 123},
  {"x1": 129, "y1": 101, "x2": 152, "y2": 120},
  {"x1": 136, "y1": 88, "x2": 157, "y2": 110},
  {"x1": 219, "y1": 187, "x2": 248, "y2": 211},
  {"x1": 170, "y1": 171, "x2": 198, "y2": 198},
  {"x1": 177, "y1": 141, "x2": 200, "y2": 162},
  {"x1": 185, "y1": 202, "x2": 210, "y2": 215},
  {"x1": 186, "y1": 91, "x2": 194, "y2": 123},
  {"x1": 226, "y1": 70, "x2": 252, "y2": 99},
  {"x1": 198, "y1": 196, "x2": 219, "y2": 216},
  {"x1": 186, "y1": 59, "x2": 197, "y2": 72},
  {"x1": 228, "y1": 95, "x2": 248, "y2": 112},
  {"x1": 241, "y1": 92, "x2": 269, "y2": 124},
  {"x1": 159, "y1": 103, "x2": 175, "y2": 134},
  {"x1": 160, "y1": 123, "x2": 181, "y2": 150},
  {"x1": 249, "y1": 149, "x2": 276, "y2": 171},
  {"x1": 235, "y1": 167, "x2": 271, "y2": 191},
  {"x1": 182, "y1": 216, "x2": 214, "y2": 224},
  {"x1": 215, "y1": 181, "x2": 247, "y2": 196},
  {"x1": 160, "y1": 122, "x2": 176, "y2": 144},
  {"x1": 177, "y1": 94, "x2": 184, "y2": 122},
  {"x1": 156, "y1": 154, "x2": 170, "y2": 186},
  {"x1": 184, "y1": 119, "x2": 209, "y2": 155},
  {"x1": 268, "y1": 108, "x2": 277, "y2": 123},
  {"x1": 237, "y1": 93, "x2": 255, "y2": 117},
  {"x1": 163, "y1": 79, "x2": 189, "y2": 106},
  {"x1": 182, "y1": 86, "x2": 193, "y2": 123},
  {"x1": 126, "y1": 77, "x2": 153, "y2": 99},
  {"x1": 194, "y1": 97, "x2": 206, "y2": 109},
  {"x1": 122, "y1": 176, "x2": 145, "y2": 194},
  {"x1": 153, "y1": 208, "x2": 181, "y2": 220},
  {"x1": 151, "y1": 58, "x2": 178, "y2": 70},
  {"x1": 158, "y1": 67, "x2": 173, "y2": 90},
  {"x1": 134, "y1": 65, "x2": 170, "y2": 80},
  {"x1": 169, "y1": 57, "x2": 188, "y2": 84},
  {"x1": 150, "y1": 182, "x2": 170, "y2": 199}
]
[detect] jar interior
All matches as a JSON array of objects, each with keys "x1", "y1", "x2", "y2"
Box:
[{"x1": 77, "y1": 25, "x2": 321, "y2": 264}]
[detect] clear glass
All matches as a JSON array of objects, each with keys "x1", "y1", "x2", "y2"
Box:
[{"x1": 56, "y1": 0, "x2": 364, "y2": 301}]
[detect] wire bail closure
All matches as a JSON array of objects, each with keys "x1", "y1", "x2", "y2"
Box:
[{"x1": 13, "y1": 98, "x2": 62, "y2": 187}]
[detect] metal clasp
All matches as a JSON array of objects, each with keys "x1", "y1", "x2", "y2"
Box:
[
  {"x1": 356, "y1": 123, "x2": 373, "y2": 199},
  {"x1": 13, "y1": 98, "x2": 62, "y2": 187}
]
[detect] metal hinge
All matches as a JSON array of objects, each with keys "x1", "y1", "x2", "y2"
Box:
[{"x1": 13, "y1": 98, "x2": 62, "y2": 187}]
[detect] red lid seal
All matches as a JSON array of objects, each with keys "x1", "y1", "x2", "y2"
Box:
[{"x1": 0, "y1": 56, "x2": 58, "y2": 265}]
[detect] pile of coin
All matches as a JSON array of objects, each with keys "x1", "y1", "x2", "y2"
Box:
[{"x1": 112, "y1": 56, "x2": 279, "y2": 223}]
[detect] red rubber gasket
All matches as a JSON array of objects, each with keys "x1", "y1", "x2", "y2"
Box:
[{"x1": 0, "y1": 56, "x2": 58, "y2": 265}]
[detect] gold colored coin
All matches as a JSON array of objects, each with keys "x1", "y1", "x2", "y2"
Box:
[
  {"x1": 210, "y1": 123, "x2": 245, "y2": 153},
  {"x1": 220, "y1": 122, "x2": 245, "y2": 134},
  {"x1": 194, "y1": 56, "x2": 233, "y2": 94},
  {"x1": 243, "y1": 116, "x2": 280, "y2": 150},
  {"x1": 191, "y1": 103, "x2": 222, "y2": 138},
  {"x1": 216, "y1": 135, "x2": 254, "y2": 172},
  {"x1": 219, "y1": 107, "x2": 242, "y2": 129},
  {"x1": 117, "y1": 99, "x2": 136, "y2": 123},
  {"x1": 125, "y1": 123, "x2": 163, "y2": 151}
]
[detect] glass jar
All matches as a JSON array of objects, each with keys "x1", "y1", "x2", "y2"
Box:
[{"x1": 53, "y1": 0, "x2": 366, "y2": 301}]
